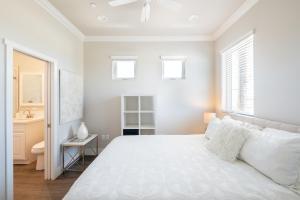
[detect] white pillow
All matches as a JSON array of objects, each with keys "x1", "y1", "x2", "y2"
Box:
[
  {"x1": 206, "y1": 121, "x2": 250, "y2": 162},
  {"x1": 240, "y1": 128, "x2": 300, "y2": 189},
  {"x1": 222, "y1": 115, "x2": 232, "y2": 120},
  {"x1": 205, "y1": 117, "x2": 221, "y2": 139},
  {"x1": 222, "y1": 117, "x2": 243, "y2": 125},
  {"x1": 223, "y1": 115, "x2": 263, "y2": 130},
  {"x1": 243, "y1": 122, "x2": 263, "y2": 130}
]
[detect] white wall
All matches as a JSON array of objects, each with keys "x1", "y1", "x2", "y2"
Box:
[
  {"x1": 215, "y1": 0, "x2": 300, "y2": 125},
  {"x1": 0, "y1": 0, "x2": 83, "y2": 198},
  {"x1": 84, "y1": 41, "x2": 215, "y2": 147}
]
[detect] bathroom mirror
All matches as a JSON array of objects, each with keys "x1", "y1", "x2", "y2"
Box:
[{"x1": 19, "y1": 73, "x2": 44, "y2": 106}]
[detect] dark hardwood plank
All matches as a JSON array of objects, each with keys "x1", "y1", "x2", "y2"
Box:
[{"x1": 14, "y1": 156, "x2": 96, "y2": 200}]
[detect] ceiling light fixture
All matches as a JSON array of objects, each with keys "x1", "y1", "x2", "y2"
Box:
[
  {"x1": 97, "y1": 16, "x2": 108, "y2": 22},
  {"x1": 188, "y1": 15, "x2": 200, "y2": 22},
  {"x1": 90, "y1": 2, "x2": 97, "y2": 8}
]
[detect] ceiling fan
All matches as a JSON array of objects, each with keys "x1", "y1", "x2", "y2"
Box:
[{"x1": 108, "y1": 0, "x2": 181, "y2": 23}]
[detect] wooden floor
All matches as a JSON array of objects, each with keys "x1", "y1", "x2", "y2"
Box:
[{"x1": 14, "y1": 156, "x2": 96, "y2": 200}]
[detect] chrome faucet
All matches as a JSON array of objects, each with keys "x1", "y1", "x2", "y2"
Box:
[{"x1": 23, "y1": 108, "x2": 34, "y2": 118}]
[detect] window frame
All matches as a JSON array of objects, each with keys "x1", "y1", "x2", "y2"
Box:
[
  {"x1": 220, "y1": 31, "x2": 255, "y2": 116},
  {"x1": 111, "y1": 56, "x2": 137, "y2": 80},
  {"x1": 161, "y1": 56, "x2": 186, "y2": 80}
]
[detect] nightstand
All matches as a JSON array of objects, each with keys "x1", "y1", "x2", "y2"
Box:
[{"x1": 62, "y1": 134, "x2": 98, "y2": 173}]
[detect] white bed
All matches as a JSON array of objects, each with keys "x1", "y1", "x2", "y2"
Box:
[{"x1": 64, "y1": 134, "x2": 300, "y2": 200}]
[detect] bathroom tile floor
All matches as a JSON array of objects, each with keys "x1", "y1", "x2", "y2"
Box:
[{"x1": 14, "y1": 156, "x2": 96, "y2": 200}]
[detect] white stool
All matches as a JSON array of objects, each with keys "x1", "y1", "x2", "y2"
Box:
[{"x1": 31, "y1": 141, "x2": 45, "y2": 170}]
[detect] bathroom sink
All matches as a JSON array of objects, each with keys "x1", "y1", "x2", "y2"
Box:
[
  {"x1": 15, "y1": 118, "x2": 31, "y2": 120},
  {"x1": 13, "y1": 117, "x2": 44, "y2": 123}
]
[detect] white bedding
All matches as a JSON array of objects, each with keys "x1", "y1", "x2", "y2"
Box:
[{"x1": 64, "y1": 135, "x2": 300, "y2": 200}]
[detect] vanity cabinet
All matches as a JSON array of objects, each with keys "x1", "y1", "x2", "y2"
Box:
[
  {"x1": 13, "y1": 132, "x2": 26, "y2": 160},
  {"x1": 13, "y1": 118, "x2": 44, "y2": 164}
]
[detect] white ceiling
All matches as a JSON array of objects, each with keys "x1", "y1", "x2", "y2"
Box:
[{"x1": 48, "y1": 0, "x2": 246, "y2": 37}]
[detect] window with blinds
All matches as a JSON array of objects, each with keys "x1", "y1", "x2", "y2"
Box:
[{"x1": 221, "y1": 34, "x2": 254, "y2": 115}]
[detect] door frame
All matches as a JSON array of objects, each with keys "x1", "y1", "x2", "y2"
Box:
[{"x1": 4, "y1": 39, "x2": 58, "y2": 200}]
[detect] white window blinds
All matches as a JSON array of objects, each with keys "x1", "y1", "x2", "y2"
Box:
[{"x1": 222, "y1": 34, "x2": 254, "y2": 115}]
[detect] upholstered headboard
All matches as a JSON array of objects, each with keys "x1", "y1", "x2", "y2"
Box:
[{"x1": 229, "y1": 113, "x2": 300, "y2": 133}]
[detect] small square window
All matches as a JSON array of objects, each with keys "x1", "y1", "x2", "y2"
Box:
[
  {"x1": 112, "y1": 57, "x2": 136, "y2": 80},
  {"x1": 161, "y1": 57, "x2": 186, "y2": 80}
]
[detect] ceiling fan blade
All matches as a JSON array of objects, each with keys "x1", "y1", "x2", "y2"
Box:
[
  {"x1": 108, "y1": 0, "x2": 139, "y2": 7},
  {"x1": 141, "y1": 2, "x2": 151, "y2": 23},
  {"x1": 159, "y1": 0, "x2": 182, "y2": 11}
]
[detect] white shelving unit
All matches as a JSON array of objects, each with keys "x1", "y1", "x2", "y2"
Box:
[{"x1": 121, "y1": 95, "x2": 155, "y2": 135}]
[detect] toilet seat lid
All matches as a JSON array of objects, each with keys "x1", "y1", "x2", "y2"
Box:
[{"x1": 33, "y1": 141, "x2": 45, "y2": 150}]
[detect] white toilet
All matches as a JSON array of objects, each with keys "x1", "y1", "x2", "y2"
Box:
[{"x1": 31, "y1": 141, "x2": 45, "y2": 170}]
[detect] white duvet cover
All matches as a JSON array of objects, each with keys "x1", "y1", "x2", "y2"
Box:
[{"x1": 64, "y1": 135, "x2": 300, "y2": 200}]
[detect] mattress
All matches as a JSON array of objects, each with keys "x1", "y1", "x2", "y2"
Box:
[{"x1": 64, "y1": 135, "x2": 300, "y2": 200}]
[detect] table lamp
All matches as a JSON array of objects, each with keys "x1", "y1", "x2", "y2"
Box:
[{"x1": 204, "y1": 112, "x2": 217, "y2": 124}]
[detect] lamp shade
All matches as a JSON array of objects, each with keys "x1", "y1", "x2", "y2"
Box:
[{"x1": 204, "y1": 112, "x2": 216, "y2": 124}]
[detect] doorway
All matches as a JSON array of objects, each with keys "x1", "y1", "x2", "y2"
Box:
[{"x1": 4, "y1": 39, "x2": 58, "y2": 200}]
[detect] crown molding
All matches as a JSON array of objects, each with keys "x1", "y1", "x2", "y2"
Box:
[
  {"x1": 84, "y1": 35, "x2": 214, "y2": 42},
  {"x1": 213, "y1": 0, "x2": 259, "y2": 40},
  {"x1": 35, "y1": 0, "x2": 85, "y2": 41}
]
